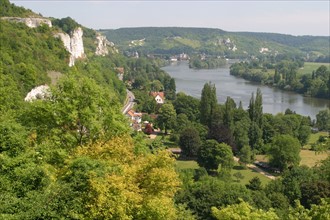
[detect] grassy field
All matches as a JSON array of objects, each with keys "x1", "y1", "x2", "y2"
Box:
[
  {"x1": 303, "y1": 131, "x2": 328, "y2": 149},
  {"x1": 299, "y1": 150, "x2": 329, "y2": 167},
  {"x1": 231, "y1": 162, "x2": 271, "y2": 186},
  {"x1": 255, "y1": 150, "x2": 328, "y2": 168},
  {"x1": 298, "y1": 62, "x2": 330, "y2": 76},
  {"x1": 176, "y1": 160, "x2": 199, "y2": 170},
  {"x1": 175, "y1": 160, "x2": 271, "y2": 186}
]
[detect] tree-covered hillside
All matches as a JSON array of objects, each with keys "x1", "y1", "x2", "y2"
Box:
[
  {"x1": 1, "y1": 1, "x2": 182, "y2": 218},
  {"x1": 101, "y1": 27, "x2": 329, "y2": 61}
]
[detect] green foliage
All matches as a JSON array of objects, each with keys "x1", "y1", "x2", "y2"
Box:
[
  {"x1": 248, "y1": 122, "x2": 264, "y2": 153},
  {"x1": 316, "y1": 109, "x2": 330, "y2": 131},
  {"x1": 200, "y1": 82, "x2": 217, "y2": 126},
  {"x1": 179, "y1": 127, "x2": 201, "y2": 158},
  {"x1": 0, "y1": 0, "x2": 37, "y2": 17},
  {"x1": 52, "y1": 17, "x2": 79, "y2": 34},
  {"x1": 0, "y1": 114, "x2": 28, "y2": 157},
  {"x1": 0, "y1": 19, "x2": 69, "y2": 95},
  {"x1": 0, "y1": 74, "x2": 23, "y2": 113},
  {"x1": 212, "y1": 200, "x2": 279, "y2": 220},
  {"x1": 288, "y1": 199, "x2": 330, "y2": 220},
  {"x1": 300, "y1": 180, "x2": 330, "y2": 209},
  {"x1": 239, "y1": 145, "x2": 253, "y2": 164},
  {"x1": 20, "y1": 73, "x2": 128, "y2": 149},
  {"x1": 189, "y1": 56, "x2": 227, "y2": 69},
  {"x1": 197, "y1": 140, "x2": 234, "y2": 171},
  {"x1": 157, "y1": 103, "x2": 177, "y2": 134},
  {"x1": 174, "y1": 92, "x2": 200, "y2": 122},
  {"x1": 268, "y1": 135, "x2": 301, "y2": 171},
  {"x1": 281, "y1": 166, "x2": 317, "y2": 205},
  {"x1": 246, "y1": 177, "x2": 262, "y2": 191},
  {"x1": 176, "y1": 176, "x2": 251, "y2": 220}
]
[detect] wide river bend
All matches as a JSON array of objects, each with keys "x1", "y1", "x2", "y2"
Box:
[{"x1": 162, "y1": 61, "x2": 329, "y2": 120}]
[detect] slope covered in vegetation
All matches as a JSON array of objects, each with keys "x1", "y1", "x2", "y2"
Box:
[{"x1": 101, "y1": 27, "x2": 329, "y2": 61}]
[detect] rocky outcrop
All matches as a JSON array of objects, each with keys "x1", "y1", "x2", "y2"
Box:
[
  {"x1": 54, "y1": 27, "x2": 85, "y2": 66},
  {"x1": 95, "y1": 34, "x2": 111, "y2": 56},
  {"x1": 1, "y1": 17, "x2": 52, "y2": 28},
  {"x1": 24, "y1": 85, "x2": 50, "y2": 102}
]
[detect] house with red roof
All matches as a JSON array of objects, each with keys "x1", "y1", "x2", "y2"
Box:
[{"x1": 150, "y1": 91, "x2": 165, "y2": 104}]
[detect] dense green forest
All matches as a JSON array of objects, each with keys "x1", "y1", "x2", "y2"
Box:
[
  {"x1": 101, "y1": 27, "x2": 329, "y2": 61},
  {"x1": 1, "y1": 0, "x2": 329, "y2": 219}
]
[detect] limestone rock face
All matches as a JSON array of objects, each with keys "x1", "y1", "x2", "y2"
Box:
[
  {"x1": 1, "y1": 17, "x2": 52, "y2": 28},
  {"x1": 95, "y1": 34, "x2": 110, "y2": 56},
  {"x1": 54, "y1": 27, "x2": 85, "y2": 66},
  {"x1": 24, "y1": 85, "x2": 50, "y2": 102},
  {"x1": 70, "y1": 27, "x2": 85, "y2": 61}
]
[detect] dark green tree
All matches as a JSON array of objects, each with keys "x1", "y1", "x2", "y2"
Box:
[
  {"x1": 173, "y1": 92, "x2": 200, "y2": 122},
  {"x1": 179, "y1": 127, "x2": 201, "y2": 157},
  {"x1": 239, "y1": 145, "x2": 252, "y2": 164},
  {"x1": 197, "y1": 140, "x2": 234, "y2": 171},
  {"x1": 248, "y1": 88, "x2": 263, "y2": 128},
  {"x1": 233, "y1": 118, "x2": 250, "y2": 150},
  {"x1": 248, "y1": 122, "x2": 264, "y2": 153},
  {"x1": 316, "y1": 109, "x2": 330, "y2": 131},
  {"x1": 157, "y1": 103, "x2": 177, "y2": 134},
  {"x1": 246, "y1": 177, "x2": 262, "y2": 191},
  {"x1": 200, "y1": 82, "x2": 217, "y2": 127},
  {"x1": 268, "y1": 135, "x2": 301, "y2": 171},
  {"x1": 255, "y1": 88, "x2": 263, "y2": 128},
  {"x1": 300, "y1": 180, "x2": 330, "y2": 209}
]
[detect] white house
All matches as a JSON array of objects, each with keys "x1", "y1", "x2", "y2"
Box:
[
  {"x1": 150, "y1": 92, "x2": 165, "y2": 104},
  {"x1": 127, "y1": 110, "x2": 142, "y2": 124}
]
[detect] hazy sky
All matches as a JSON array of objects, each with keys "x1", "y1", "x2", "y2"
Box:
[{"x1": 11, "y1": 0, "x2": 330, "y2": 36}]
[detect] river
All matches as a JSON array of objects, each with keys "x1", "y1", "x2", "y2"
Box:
[{"x1": 162, "y1": 61, "x2": 329, "y2": 119}]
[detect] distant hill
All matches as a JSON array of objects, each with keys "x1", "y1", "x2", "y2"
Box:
[{"x1": 101, "y1": 27, "x2": 330, "y2": 61}]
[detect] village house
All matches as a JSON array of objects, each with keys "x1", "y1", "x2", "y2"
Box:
[
  {"x1": 150, "y1": 91, "x2": 165, "y2": 104},
  {"x1": 126, "y1": 109, "x2": 142, "y2": 124}
]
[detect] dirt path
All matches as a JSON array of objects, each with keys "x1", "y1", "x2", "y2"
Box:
[
  {"x1": 233, "y1": 157, "x2": 276, "y2": 180},
  {"x1": 246, "y1": 164, "x2": 276, "y2": 180}
]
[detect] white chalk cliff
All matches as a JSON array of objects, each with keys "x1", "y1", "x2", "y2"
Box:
[
  {"x1": 1, "y1": 17, "x2": 52, "y2": 28},
  {"x1": 95, "y1": 34, "x2": 110, "y2": 56},
  {"x1": 54, "y1": 27, "x2": 85, "y2": 66},
  {"x1": 24, "y1": 85, "x2": 50, "y2": 102}
]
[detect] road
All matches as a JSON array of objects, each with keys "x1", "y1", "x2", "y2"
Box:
[{"x1": 122, "y1": 90, "x2": 135, "y2": 114}]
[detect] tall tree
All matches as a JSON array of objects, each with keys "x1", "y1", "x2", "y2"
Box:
[
  {"x1": 248, "y1": 122, "x2": 264, "y2": 153},
  {"x1": 255, "y1": 88, "x2": 263, "y2": 128},
  {"x1": 239, "y1": 145, "x2": 252, "y2": 164},
  {"x1": 223, "y1": 96, "x2": 236, "y2": 129},
  {"x1": 316, "y1": 109, "x2": 330, "y2": 131},
  {"x1": 157, "y1": 103, "x2": 177, "y2": 134},
  {"x1": 248, "y1": 88, "x2": 263, "y2": 128},
  {"x1": 200, "y1": 82, "x2": 217, "y2": 127},
  {"x1": 179, "y1": 127, "x2": 201, "y2": 157}
]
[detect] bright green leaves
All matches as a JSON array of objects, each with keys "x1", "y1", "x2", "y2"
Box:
[{"x1": 212, "y1": 200, "x2": 280, "y2": 220}]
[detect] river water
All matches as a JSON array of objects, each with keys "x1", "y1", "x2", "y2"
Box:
[{"x1": 162, "y1": 61, "x2": 329, "y2": 119}]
